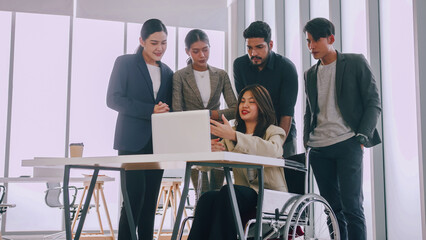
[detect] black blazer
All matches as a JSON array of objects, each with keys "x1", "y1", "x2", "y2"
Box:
[
  {"x1": 303, "y1": 51, "x2": 381, "y2": 148},
  {"x1": 107, "y1": 49, "x2": 173, "y2": 152}
]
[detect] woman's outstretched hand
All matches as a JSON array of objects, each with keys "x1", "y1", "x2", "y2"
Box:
[
  {"x1": 211, "y1": 138, "x2": 225, "y2": 152},
  {"x1": 210, "y1": 115, "x2": 237, "y2": 141}
]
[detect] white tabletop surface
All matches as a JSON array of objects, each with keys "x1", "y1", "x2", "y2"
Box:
[{"x1": 22, "y1": 152, "x2": 285, "y2": 170}]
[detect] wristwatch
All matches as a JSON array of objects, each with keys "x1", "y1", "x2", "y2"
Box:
[{"x1": 355, "y1": 134, "x2": 368, "y2": 145}]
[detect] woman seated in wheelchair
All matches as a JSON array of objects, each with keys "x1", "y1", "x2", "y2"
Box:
[{"x1": 188, "y1": 84, "x2": 288, "y2": 240}]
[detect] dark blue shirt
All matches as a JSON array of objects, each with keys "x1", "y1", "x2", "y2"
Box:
[{"x1": 233, "y1": 51, "x2": 298, "y2": 143}]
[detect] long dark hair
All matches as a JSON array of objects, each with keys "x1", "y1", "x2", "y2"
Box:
[
  {"x1": 137, "y1": 19, "x2": 168, "y2": 53},
  {"x1": 184, "y1": 29, "x2": 210, "y2": 65},
  {"x1": 235, "y1": 84, "x2": 276, "y2": 137}
]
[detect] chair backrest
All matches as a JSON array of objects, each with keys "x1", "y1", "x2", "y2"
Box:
[
  {"x1": 0, "y1": 185, "x2": 5, "y2": 204},
  {"x1": 45, "y1": 182, "x2": 63, "y2": 208}
]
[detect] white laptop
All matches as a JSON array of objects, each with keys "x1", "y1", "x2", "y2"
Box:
[{"x1": 152, "y1": 110, "x2": 211, "y2": 154}]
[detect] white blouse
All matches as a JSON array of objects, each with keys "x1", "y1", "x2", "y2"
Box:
[{"x1": 193, "y1": 70, "x2": 211, "y2": 107}]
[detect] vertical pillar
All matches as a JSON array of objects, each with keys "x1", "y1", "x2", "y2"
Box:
[
  {"x1": 366, "y1": 0, "x2": 387, "y2": 239},
  {"x1": 413, "y1": 0, "x2": 426, "y2": 238},
  {"x1": 329, "y1": 0, "x2": 342, "y2": 51}
]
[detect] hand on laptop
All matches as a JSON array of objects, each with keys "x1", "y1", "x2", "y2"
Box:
[
  {"x1": 211, "y1": 138, "x2": 225, "y2": 151},
  {"x1": 153, "y1": 101, "x2": 170, "y2": 113},
  {"x1": 210, "y1": 115, "x2": 237, "y2": 141}
]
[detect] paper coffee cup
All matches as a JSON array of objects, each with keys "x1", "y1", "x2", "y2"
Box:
[{"x1": 70, "y1": 143, "x2": 84, "y2": 157}]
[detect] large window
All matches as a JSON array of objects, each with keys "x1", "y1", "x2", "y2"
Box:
[
  {"x1": 341, "y1": 1, "x2": 373, "y2": 239},
  {"x1": 380, "y1": 0, "x2": 422, "y2": 239},
  {"x1": 310, "y1": 0, "x2": 329, "y2": 21},
  {"x1": 263, "y1": 0, "x2": 277, "y2": 52},
  {"x1": 284, "y1": 0, "x2": 303, "y2": 154},
  {"x1": 69, "y1": 18, "x2": 125, "y2": 229},
  {"x1": 0, "y1": 11, "x2": 11, "y2": 178},
  {"x1": 1, "y1": 10, "x2": 226, "y2": 233},
  {"x1": 309, "y1": 0, "x2": 329, "y2": 65},
  {"x1": 7, "y1": 12, "x2": 70, "y2": 231}
]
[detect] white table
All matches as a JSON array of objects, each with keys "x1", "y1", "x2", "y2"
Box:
[
  {"x1": 22, "y1": 152, "x2": 286, "y2": 240},
  {"x1": 0, "y1": 176, "x2": 114, "y2": 183}
]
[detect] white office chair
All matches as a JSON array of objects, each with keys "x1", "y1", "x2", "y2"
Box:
[
  {"x1": 43, "y1": 182, "x2": 91, "y2": 239},
  {"x1": 0, "y1": 185, "x2": 16, "y2": 240}
]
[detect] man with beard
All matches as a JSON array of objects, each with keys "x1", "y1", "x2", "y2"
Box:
[{"x1": 233, "y1": 21, "x2": 298, "y2": 157}]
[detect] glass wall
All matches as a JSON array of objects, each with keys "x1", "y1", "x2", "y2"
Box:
[
  {"x1": 245, "y1": 0, "x2": 255, "y2": 28},
  {"x1": 1, "y1": 10, "x2": 226, "y2": 234},
  {"x1": 7, "y1": 12, "x2": 70, "y2": 231},
  {"x1": 2, "y1": 1, "x2": 426, "y2": 238},
  {"x1": 309, "y1": 0, "x2": 329, "y2": 65},
  {"x1": 0, "y1": 11, "x2": 11, "y2": 178},
  {"x1": 341, "y1": 1, "x2": 373, "y2": 239},
  {"x1": 263, "y1": 0, "x2": 277, "y2": 52},
  {"x1": 284, "y1": 0, "x2": 303, "y2": 154},
  {"x1": 380, "y1": 0, "x2": 422, "y2": 239},
  {"x1": 69, "y1": 18, "x2": 126, "y2": 229},
  {"x1": 310, "y1": 0, "x2": 329, "y2": 21}
]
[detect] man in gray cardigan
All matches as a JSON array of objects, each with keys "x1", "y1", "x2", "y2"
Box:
[{"x1": 303, "y1": 18, "x2": 381, "y2": 240}]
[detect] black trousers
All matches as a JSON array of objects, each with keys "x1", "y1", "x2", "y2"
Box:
[
  {"x1": 309, "y1": 137, "x2": 366, "y2": 240},
  {"x1": 118, "y1": 142, "x2": 164, "y2": 240},
  {"x1": 190, "y1": 168, "x2": 224, "y2": 199},
  {"x1": 188, "y1": 185, "x2": 257, "y2": 240}
]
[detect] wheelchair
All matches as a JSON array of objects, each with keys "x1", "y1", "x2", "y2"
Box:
[{"x1": 177, "y1": 150, "x2": 340, "y2": 240}]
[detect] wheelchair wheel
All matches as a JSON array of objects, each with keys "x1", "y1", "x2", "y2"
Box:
[{"x1": 283, "y1": 193, "x2": 340, "y2": 240}]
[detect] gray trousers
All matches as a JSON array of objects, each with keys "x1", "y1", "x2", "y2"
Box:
[{"x1": 309, "y1": 137, "x2": 366, "y2": 240}]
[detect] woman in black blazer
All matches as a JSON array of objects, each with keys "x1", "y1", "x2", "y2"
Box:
[{"x1": 107, "y1": 19, "x2": 173, "y2": 239}]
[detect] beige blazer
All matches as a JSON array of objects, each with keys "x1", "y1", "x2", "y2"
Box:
[
  {"x1": 172, "y1": 64, "x2": 237, "y2": 120},
  {"x1": 223, "y1": 125, "x2": 288, "y2": 192}
]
